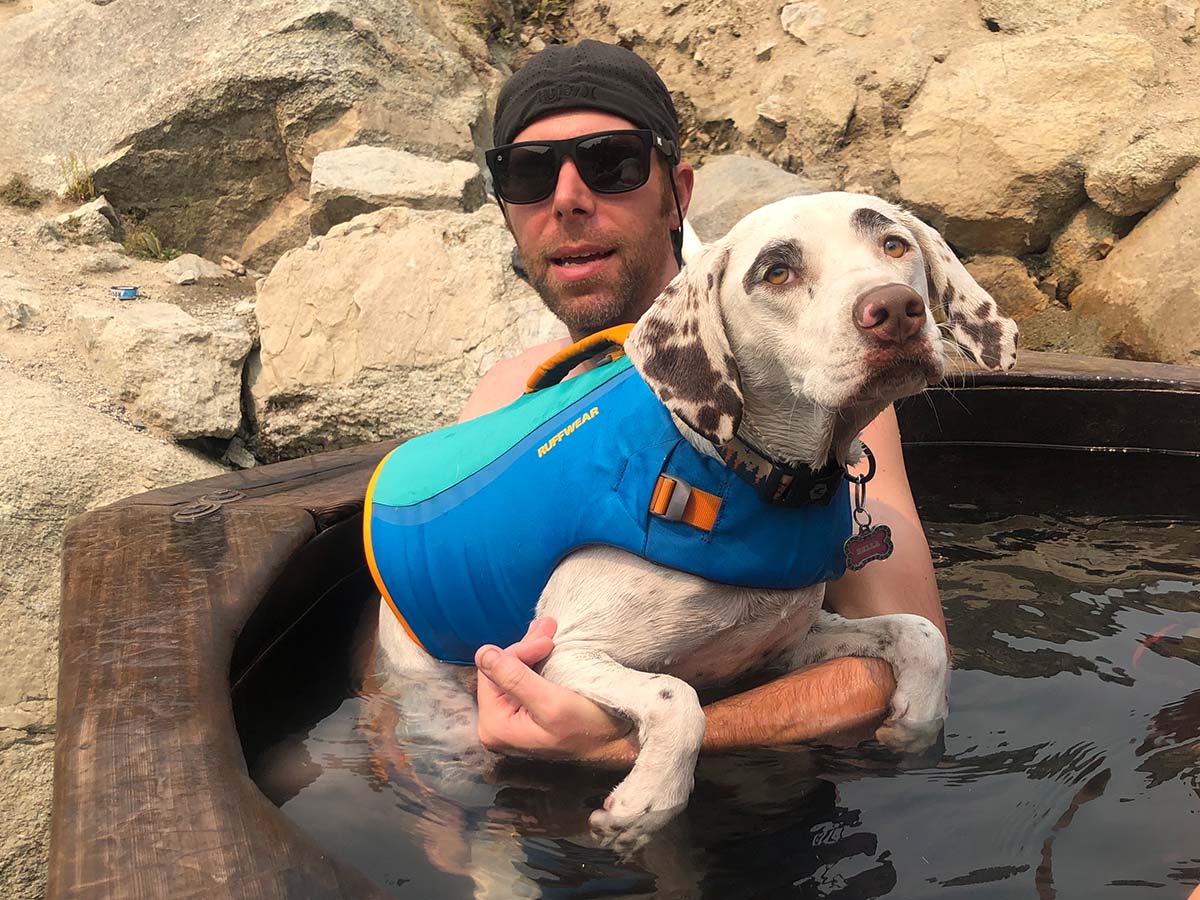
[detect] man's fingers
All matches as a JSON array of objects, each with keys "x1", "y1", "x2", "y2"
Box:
[
  {"x1": 475, "y1": 645, "x2": 556, "y2": 718},
  {"x1": 510, "y1": 635, "x2": 553, "y2": 667}
]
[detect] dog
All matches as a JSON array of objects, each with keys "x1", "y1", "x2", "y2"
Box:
[{"x1": 369, "y1": 191, "x2": 1019, "y2": 861}]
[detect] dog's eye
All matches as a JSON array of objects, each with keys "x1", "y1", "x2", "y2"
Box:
[
  {"x1": 883, "y1": 236, "x2": 909, "y2": 259},
  {"x1": 763, "y1": 264, "x2": 792, "y2": 285}
]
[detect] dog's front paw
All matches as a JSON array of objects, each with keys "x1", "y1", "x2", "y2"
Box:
[
  {"x1": 589, "y1": 790, "x2": 687, "y2": 857},
  {"x1": 874, "y1": 715, "x2": 943, "y2": 754}
]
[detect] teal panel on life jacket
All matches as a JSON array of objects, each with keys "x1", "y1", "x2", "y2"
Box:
[{"x1": 369, "y1": 356, "x2": 635, "y2": 509}]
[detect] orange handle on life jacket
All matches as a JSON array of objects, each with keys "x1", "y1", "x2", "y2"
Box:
[{"x1": 525, "y1": 323, "x2": 635, "y2": 393}]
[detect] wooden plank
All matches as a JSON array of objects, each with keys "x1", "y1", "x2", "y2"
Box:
[
  {"x1": 50, "y1": 505, "x2": 388, "y2": 900},
  {"x1": 106, "y1": 440, "x2": 400, "y2": 512}
]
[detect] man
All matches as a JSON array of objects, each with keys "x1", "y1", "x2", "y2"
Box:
[{"x1": 464, "y1": 40, "x2": 947, "y2": 764}]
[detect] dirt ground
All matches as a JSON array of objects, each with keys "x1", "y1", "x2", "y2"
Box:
[{"x1": 0, "y1": 201, "x2": 258, "y2": 439}]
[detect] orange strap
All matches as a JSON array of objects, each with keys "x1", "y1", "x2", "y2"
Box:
[
  {"x1": 525, "y1": 323, "x2": 635, "y2": 393},
  {"x1": 649, "y1": 475, "x2": 722, "y2": 532}
]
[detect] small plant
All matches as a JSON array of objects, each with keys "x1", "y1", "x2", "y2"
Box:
[
  {"x1": 0, "y1": 173, "x2": 47, "y2": 209},
  {"x1": 123, "y1": 222, "x2": 181, "y2": 261},
  {"x1": 58, "y1": 152, "x2": 96, "y2": 202}
]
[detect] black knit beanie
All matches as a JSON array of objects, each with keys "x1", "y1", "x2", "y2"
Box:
[{"x1": 493, "y1": 40, "x2": 681, "y2": 161}]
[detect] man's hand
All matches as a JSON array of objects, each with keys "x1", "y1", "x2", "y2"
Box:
[{"x1": 475, "y1": 618, "x2": 637, "y2": 765}]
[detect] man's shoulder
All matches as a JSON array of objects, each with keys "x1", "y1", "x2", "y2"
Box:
[{"x1": 460, "y1": 338, "x2": 572, "y2": 421}]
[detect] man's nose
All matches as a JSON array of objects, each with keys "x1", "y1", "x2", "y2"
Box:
[
  {"x1": 551, "y1": 158, "x2": 597, "y2": 219},
  {"x1": 852, "y1": 284, "x2": 926, "y2": 344}
]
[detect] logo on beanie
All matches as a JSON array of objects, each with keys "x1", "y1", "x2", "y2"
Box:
[{"x1": 533, "y1": 84, "x2": 599, "y2": 104}]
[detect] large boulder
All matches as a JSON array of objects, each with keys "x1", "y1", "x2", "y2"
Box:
[
  {"x1": 1068, "y1": 168, "x2": 1200, "y2": 365},
  {"x1": 309, "y1": 145, "x2": 486, "y2": 235},
  {"x1": 249, "y1": 205, "x2": 565, "y2": 460},
  {"x1": 73, "y1": 302, "x2": 253, "y2": 440},
  {"x1": 1084, "y1": 127, "x2": 1200, "y2": 217},
  {"x1": 0, "y1": 0, "x2": 489, "y2": 268},
  {"x1": 891, "y1": 33, "x2": 1156, "y2": 255},
  {"x1": 688, "y1": 155, "x2": 827, "y2": 242},
  {"x1": 0, "y1": 370, "x2": 223, "y2": 900}
]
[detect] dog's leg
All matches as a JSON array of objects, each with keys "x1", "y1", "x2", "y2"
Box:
[
  {"x1": 787, "y1": 610, "x2": 949, "y2": 752},
  {"x1": 539, "y1": 648, "x2": 705, "y2": 856}
]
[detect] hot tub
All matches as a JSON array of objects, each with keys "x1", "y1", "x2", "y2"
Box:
[{"x1": 50, "y1": 351, "x2": 1200, "y2": 899}]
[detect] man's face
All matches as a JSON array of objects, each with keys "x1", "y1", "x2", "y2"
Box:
[{"x1": 502, "y1": 109, "x2": 693, "y2": 338}]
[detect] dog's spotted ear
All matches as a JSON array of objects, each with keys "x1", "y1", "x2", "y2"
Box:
[
  {"x1": 626, "y1": 243, "x2": 744, "y2": 446},
  {"x1": 893, "y1": 209, "x2": 1019, "y2": 370}
]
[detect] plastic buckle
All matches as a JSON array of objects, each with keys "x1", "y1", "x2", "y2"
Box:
[{"x1": 661, "y1": 476, "x2": 693, "y2": 521}]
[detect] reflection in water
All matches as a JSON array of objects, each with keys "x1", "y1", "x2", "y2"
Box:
[{"x1": 245, "y1": 513, "x2": 1200, "y2": 899}]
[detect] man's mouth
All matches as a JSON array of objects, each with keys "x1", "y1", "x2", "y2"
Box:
[{"x1": 550, "y1": 249, "x2": 616, "y2": 267}]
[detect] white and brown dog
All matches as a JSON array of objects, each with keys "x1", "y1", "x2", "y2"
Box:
[{"x1": 374, "y1": 191, "x2": 1019, "y2": 856}]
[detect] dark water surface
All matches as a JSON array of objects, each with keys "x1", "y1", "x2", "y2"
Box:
[{"x1": 240, "y1": 453, "x2": 1200, "y2": 899}]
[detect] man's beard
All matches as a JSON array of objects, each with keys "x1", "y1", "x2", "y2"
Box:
[{"x1": 523, "y1": 233, "x2": 669, "y2": 336}]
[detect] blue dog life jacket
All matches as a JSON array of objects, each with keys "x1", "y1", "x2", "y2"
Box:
[{"x1": 364, "y1": 329, "x2": 852, "y2": 665}]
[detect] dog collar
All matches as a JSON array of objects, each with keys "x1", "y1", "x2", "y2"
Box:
[{"x1": 721, "y1": 434, "x2": 848, "y2": 507}]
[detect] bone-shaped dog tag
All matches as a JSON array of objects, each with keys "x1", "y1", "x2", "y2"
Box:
[{"x1": 844, "y1": 523, "x2": 894, "y2": 571}]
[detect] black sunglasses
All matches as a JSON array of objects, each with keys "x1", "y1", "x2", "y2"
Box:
[{"x1": 485, "y1": 129, "x2": 676, "y2": 205}]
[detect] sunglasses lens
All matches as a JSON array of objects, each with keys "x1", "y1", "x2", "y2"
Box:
[
  {"x1": 576, "y1": 132, "x2": 649, "y2": 193},
  {"x1": 494, "y1": 144, "x2": 557, "y2": 203}
]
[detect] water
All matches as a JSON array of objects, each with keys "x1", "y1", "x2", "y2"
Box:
[{"x1": 240, "y1": 463, "x2": 1200, "y2": 899}]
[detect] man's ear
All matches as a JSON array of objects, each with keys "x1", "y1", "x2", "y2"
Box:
[
  {"x1": 892, "y1": 208, "x2": 1019, "y2": 370},
  {"x1": 670, "y1": 161, "x2": 695, "y2": 232},
  {"x1": 626, "y1": 242, "x2": 743, "y2": 446}
]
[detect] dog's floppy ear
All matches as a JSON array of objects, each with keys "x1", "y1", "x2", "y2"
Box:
[
  {"x1": 893, "y1": 209, "x2": 1019, "y2": 371},
  {"x1": 626, "y1": 242, "x2": 744, "y2": 446}
]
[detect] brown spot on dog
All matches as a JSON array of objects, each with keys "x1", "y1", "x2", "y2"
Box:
[
  {"x1": 742, "y1": 239, "x2": 807, "y2": 294},
  {"x1": 851, "y1": 207, "x2": 899, "y2": 237},
  {"x1": 950, "y1": 311, "x2": 1003, "y2": 368},
  {"x1": 659, "y1": 688, "x2": 674, "y2": 700}
]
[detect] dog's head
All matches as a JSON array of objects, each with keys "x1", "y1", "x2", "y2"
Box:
[{"x1": 627, "y1": 192, "x2": 1019, "y2": 447}]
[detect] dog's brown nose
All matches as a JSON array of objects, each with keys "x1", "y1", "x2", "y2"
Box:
[{"x1": 853, "y1": 284, "x2": 926, "y2": 344}]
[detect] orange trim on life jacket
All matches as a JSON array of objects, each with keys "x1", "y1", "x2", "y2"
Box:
[{"x1": 364, "y1": 447, "x2": 431, "y2": 653}]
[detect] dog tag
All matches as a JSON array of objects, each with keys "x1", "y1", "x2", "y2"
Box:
[{"x1": 844, "y1": 523, "x2": 894, "y2": 571}]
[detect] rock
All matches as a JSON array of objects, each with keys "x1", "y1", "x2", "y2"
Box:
[
  {"x1": 839, "y1": 9, "x2": 873, "y2": 36},
  {"x1": 687, "y1": 154, "x2": 828, "y2": 242},
  {"x1": 1068, "y1": 167, "x2": 1200, "y2": 365},
  {"x1": 162, "y1": 253, "x2": 232, "y2": 286},
  {"x1": 77, "y1": 249, "x2": 130, "y2": 274},
  {"x1": 755, "y1": 96, "x2": 789, "y2": 129},
  {"x1": 220, "y1": 255, "x2": 247, "y2": 276},
  {"x1": 308, "y1": 145, "x2": 485, "y2": 236},
  {"x1": 963, "y1": 255, "x2": 1068, "y2": 351},
  {"x1": 0, "y1": 370, "x2": 223, "y2": 900},
  {"x1": 1, "y1": 297, "x2": 38, "y2": 330},
  {"x1": 780, "y1": 1, "x2": 827, "y2": 43},
  {"x1": 0, "y1": 278, "x2": 39, "y2": 330},
  {"x1": 1163, "y1": 0, "x2": 1198, "y2": 29},
  {"x1": 73, "y1": 302, "x2": 252, "y2": 440},
  {"x1": 1045, "y1": 203, "x2": 1131, "y2": 299},
  {"x1": 222, "y1": 436, "x2": 258, "y2": 469},
  {"x1": 978, "y1": 0, "x2": 1118, "y2": 33},
  {"x1": 54, "y1": 195, "x2": 120, "y2": 245},
  {"x1": 754, "y1": 41, "x2": 775, "y2": 60},
  {"x1": 1085, "y1": 128, "x2": 1200, "y2": 216},
  {"x1": 891, "y1": 33, "x2": 1156, "y2": 255},
  {"x1": 249, "y1": 205, "x2": 565, "y2": 461},
  {"x1": 35, "y1": 221, "x2": 64, "y2": 248},
  {"x1": 0, "y1": 0, "x2": 487, "y2": 268}
]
